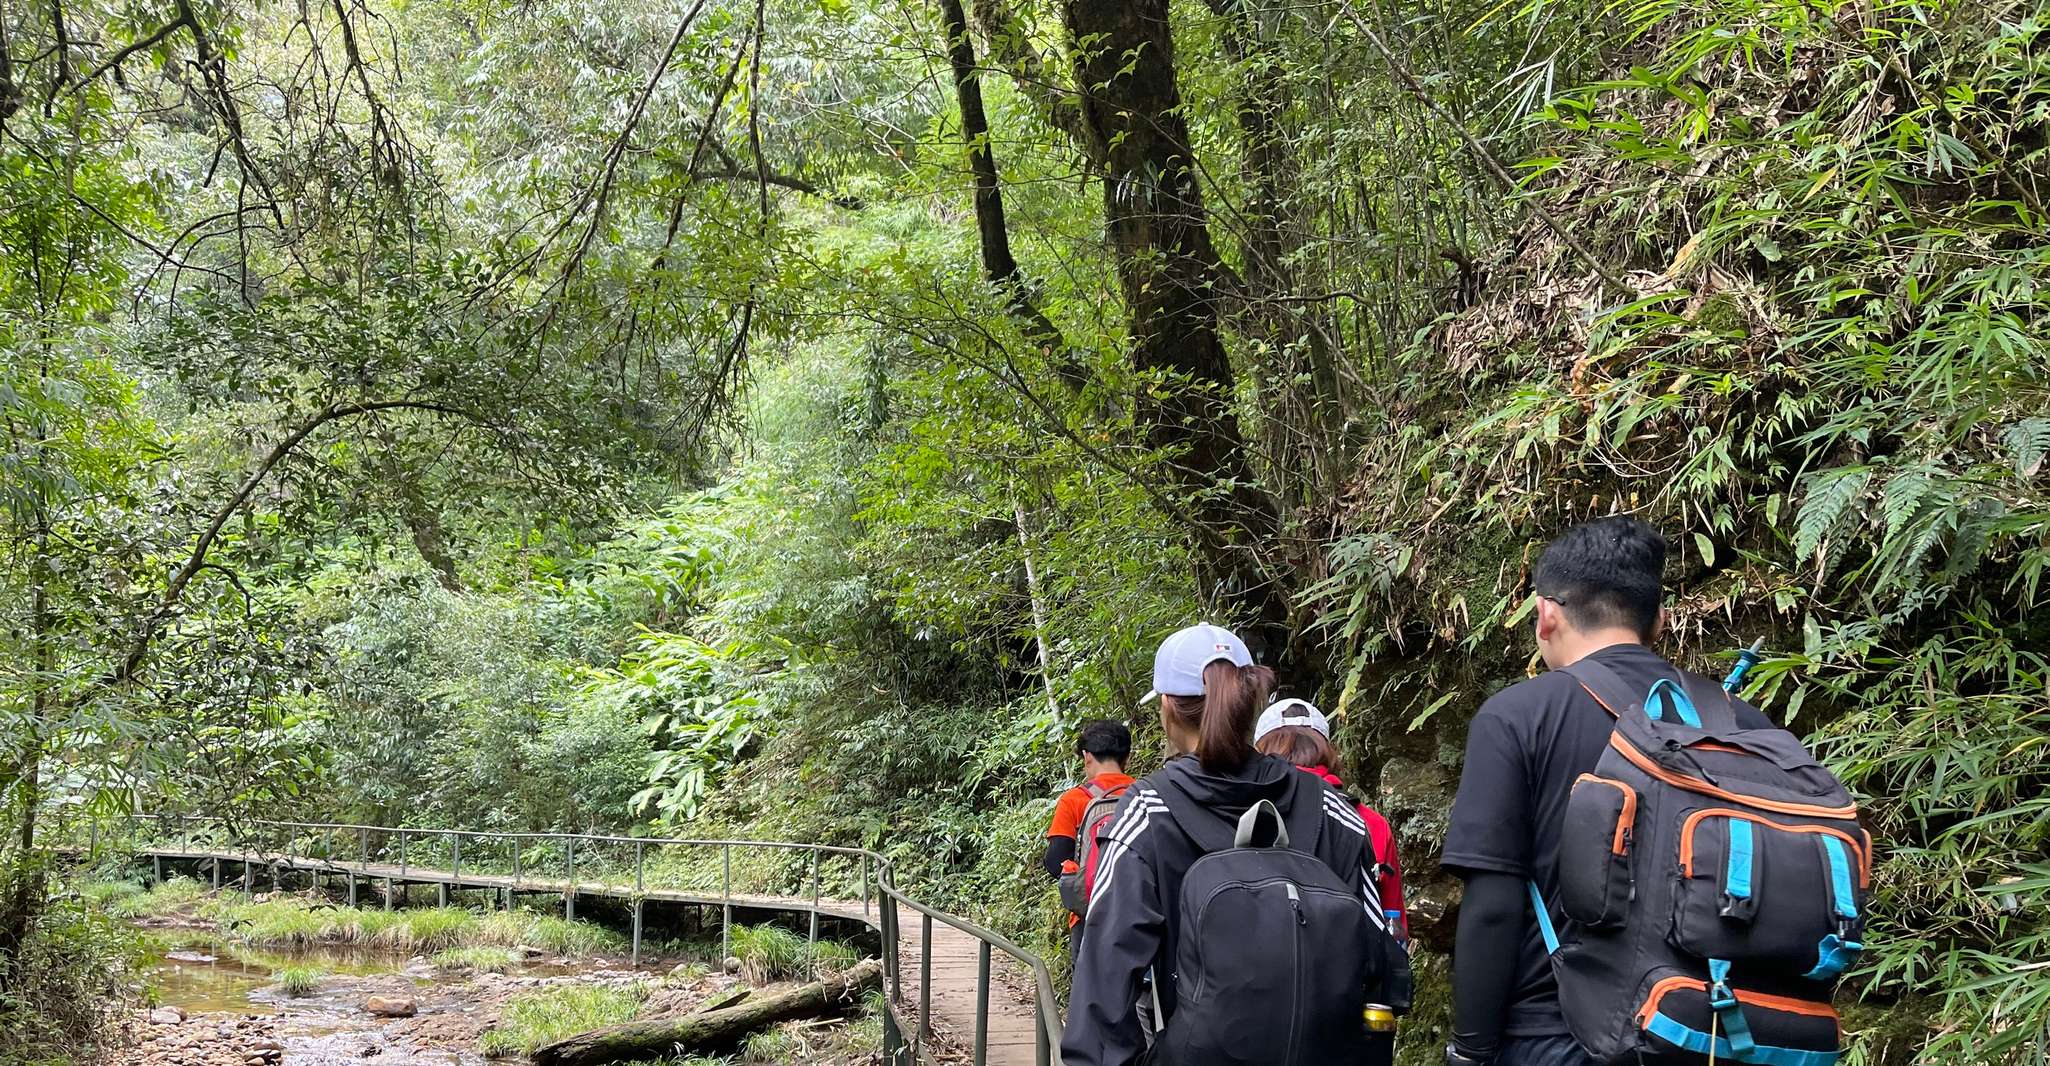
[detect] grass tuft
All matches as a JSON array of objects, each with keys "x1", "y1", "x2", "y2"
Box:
[
  {"x1": 806, "y1": 939, "x2": 863, "y2": 977},
  {"x1": 225, "y1": 899, "x2": 329, "y2": 947},
  {"x1": 77, "y1": 881, "x2": 144, "y2": 907},
  {"x1": 432, "y1": 945, "x2": 522, "y2": 974},
  {"x1": 479, "y1": 984, "x2": 646, "y2": 1057},
  {"x1": 728, "y1": 924, "x2": 806, "y2": 985},
  {"x1": 384, "y1": 908, "x2": 476, "y2": 953},
  {"x1": 519, "y1": 914, "x2": 625, "y2": 955},
  {"x1": 272, "y1": 965, "x2": 324, "y2": 997},
  {"x1": 740, "y1": 1027, "x2": 795, "y2": 1062},
  {"x1": 106, "y1": 877, "x2": 212, "y2": 919}
]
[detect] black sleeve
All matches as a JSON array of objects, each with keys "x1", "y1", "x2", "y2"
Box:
[
  {"x1": 1441, "y1": 706, "x2": 1534, "y2": 877},
  {"x1": 1450, "y1": 871, "x2": 1525, "y2": 1059},
  {"x1": 1043, "y1": 833, "x2": 1076, "y2": 880}
]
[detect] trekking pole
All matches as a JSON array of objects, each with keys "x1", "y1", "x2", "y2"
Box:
[{"x1": 1722, "y1": 637, "x2": 1766, "y2": 693}]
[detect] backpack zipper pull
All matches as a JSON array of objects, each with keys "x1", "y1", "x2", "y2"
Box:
[{"x1": 1286, "y1": 882, "x2": 1305, "y2": 925}]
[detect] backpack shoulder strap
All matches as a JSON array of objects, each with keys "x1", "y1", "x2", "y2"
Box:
[
  {"x1": 1561, "y1": 657, "x2": 1739, "y2": 733},
  {"x1": 1559, "y1": 657, "x2": 1638, "y2": 720},
  {"x1": 1680, "y1": 671, "x2": 1741, "y2": 733}
]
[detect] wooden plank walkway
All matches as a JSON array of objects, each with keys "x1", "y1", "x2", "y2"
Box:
[{"x1": 138, "y1": 847, "x2": 1045, "y2": 1066}]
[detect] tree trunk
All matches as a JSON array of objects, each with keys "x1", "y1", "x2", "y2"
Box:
[
  {"x1": 935, "y1": 0, "x2": 1082, "y2": 388},
  {"x1": 1058, "y1": 0, "x2": 1292, "y2": 659},
  {"x1": 967, "y1": 0, "x2": 1089, "y2": 158},
  {"x1": 1014, "y1": 493, "x2": 1061, "y2": 717},
  {"x1": 1212, "y1": 1, "x2": 1347, "y2": 510},
  {"x1": 531, "y1": 958, "x2": 882, "y2": 1066},
  {"x1": 376, "y1": 430, "x2": 462, "y2": 591},
  {"x1": 0, "y1": 519, "x2": 51, "y2": 986}
]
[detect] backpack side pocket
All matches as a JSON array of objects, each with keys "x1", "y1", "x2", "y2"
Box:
[{"x1": 1559, "y1": 774, "x2": 1638, "y2": 927}]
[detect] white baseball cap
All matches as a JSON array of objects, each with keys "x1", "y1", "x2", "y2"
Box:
[
  {"x1": 1140, "y1": 623, "x2": 1254, "y2": 704},
  {"x1": 1254, "y1": 698, "x2": 1330, "y2": 743}
]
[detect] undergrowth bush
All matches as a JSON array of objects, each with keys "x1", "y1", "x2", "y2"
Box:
[
  {"x1": 0, "y1": 894, "x2": 140, "y2": 1065},
  {"x1": 729, "y1": 924, "x2": 807, "y2": 985},
  {"x1": 1306, "y1": 0, "x2": 2050, "y2": 1058}
]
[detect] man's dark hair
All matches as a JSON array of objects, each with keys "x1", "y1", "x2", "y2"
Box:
[
  {"x1": 1532, "y1": 516, "x2": 1668, "y2": 640},
  {"x1": 1075, "y1": 719, "x2": 1132, "y2": 764}
]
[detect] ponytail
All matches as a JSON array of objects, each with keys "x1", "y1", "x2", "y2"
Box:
[{"x1": 1167, "y1": 660, "x2": 1275, "y2": 773}]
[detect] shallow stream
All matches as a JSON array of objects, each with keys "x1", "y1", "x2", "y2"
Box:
[{"x1": 138, "y1": 933, "x2": 552, "y2": 1064}]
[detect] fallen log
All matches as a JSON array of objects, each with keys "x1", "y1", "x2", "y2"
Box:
[{"x1": 532, "y1": 958, "x2": 882, "y2": 1066}]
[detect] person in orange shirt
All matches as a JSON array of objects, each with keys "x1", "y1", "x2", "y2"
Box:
[{"x1": 1044, "y1": 719, "x2": 1134, "y2": 954}]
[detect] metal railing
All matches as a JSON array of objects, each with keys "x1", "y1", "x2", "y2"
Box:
[{"x1": 104, "y1": 814, "x2": 1064, "y2": 1066}]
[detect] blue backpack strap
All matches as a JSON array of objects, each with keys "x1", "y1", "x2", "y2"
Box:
[
  {"x1": 1820, "y1": 835, "x2": 1859, "y2": 922},
  {"x1": 1527, "y1": 880, "x2": 1560, "y2": 955},
  {"x1": 1645, "y1": 677, "x2": 1704, "y2": 727},
  {"x1": 1721, "y1": 818, "x2": 1758, "y2": 921},
  {"x1": 1706, "y1": 958, "x2": 1756, "y2": 1055},
  {"x1": 1804, "y1": 933, "x2": 1864, "y2": 981},
  {"x1": 1803, "y1": 835, "x2": 1866, "y2": 980},
  {"x1": 1642, "y1": 1013, "x2": 1839, "y2": 1066}
]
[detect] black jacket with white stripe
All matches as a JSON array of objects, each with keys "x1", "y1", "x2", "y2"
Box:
[{"x1": 1061, "y1": 752, "x2": 1379, "y2": 1066}]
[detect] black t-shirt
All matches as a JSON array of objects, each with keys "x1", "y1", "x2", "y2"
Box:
[{"x1": 1440, "y1": 642, "x2": 1775, "y2": 1036}]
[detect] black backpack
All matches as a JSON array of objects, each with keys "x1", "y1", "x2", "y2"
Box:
[
  {"x1": 1538, "y1": 659, "x2": 1870, "y2": 1066},
  {"x1": 1151, "y1": 795, "x2": 1403, "y2": 1066}
]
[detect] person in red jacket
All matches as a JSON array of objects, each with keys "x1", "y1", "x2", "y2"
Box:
[{"x1": 1253, "y1": 698, "x2": 1408, "y2": 940}]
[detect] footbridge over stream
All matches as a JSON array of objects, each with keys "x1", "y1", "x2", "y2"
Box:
[{"x1": 115, "y1": 815, "x2": 1062, "y2": 1066}]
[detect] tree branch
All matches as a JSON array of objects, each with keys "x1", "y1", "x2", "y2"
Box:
[
  {"x1": 1338, "y1": 1, "x2": 1638, "y2": 301},
  {"x1": 684, "y1": 164, "x2": 865, "y2": 209},
  {"x1": 936, "y1": 0, "x2": 1084, "y2": 389},
  {"x1": 104, "y1": 400, "x2": 489, "y2": 690},
  {"x1": 66, "y1": 15, "x2": 194, "y2": 97}
]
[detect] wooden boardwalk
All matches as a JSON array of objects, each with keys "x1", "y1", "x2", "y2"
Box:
[{"x1": 139, "y1": 846, "x2": 1046, "y2": 1065}]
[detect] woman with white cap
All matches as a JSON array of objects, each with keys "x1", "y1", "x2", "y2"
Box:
[
  {"x1": 1061, "y1": 623, "x2": 1407, "y2": 1066},
  {"x1": 1254, "y1": 698, "x2": 1409, "y2": 942}
]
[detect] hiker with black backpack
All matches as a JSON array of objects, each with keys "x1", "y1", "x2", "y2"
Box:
[
  {"x1": 1442, "y1": 518, "x2": 1868, "y2": 1066},
  {"x1": 1062, "y1": 623, "x2": 1411, "y2": 1066},
  {"x1": 1047, "y1": 719, "x2": 1135, "y2": 959}
]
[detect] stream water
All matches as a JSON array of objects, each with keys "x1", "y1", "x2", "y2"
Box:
[{"x1": 139, "y1": 933, "x2": 509, "y2": 1065}]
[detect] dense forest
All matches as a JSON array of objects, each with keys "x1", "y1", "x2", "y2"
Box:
[{"x1": 2, "y1": 0, "x2": 2046, "y2": 1061}]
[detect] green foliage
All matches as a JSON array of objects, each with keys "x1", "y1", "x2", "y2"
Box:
[
  {"x1": 1303, "y1": 0, "x2": 2050, "y2": 1058},
  {"x1": 480, "y1": 983, "x2": 648, "y2": 1057},
  {"x1": 0, "y1": 895, "x2": 141, "y2": 1065},
  {"x1": 604, "y1": 630, "x2": 769, "y2": 823}
]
